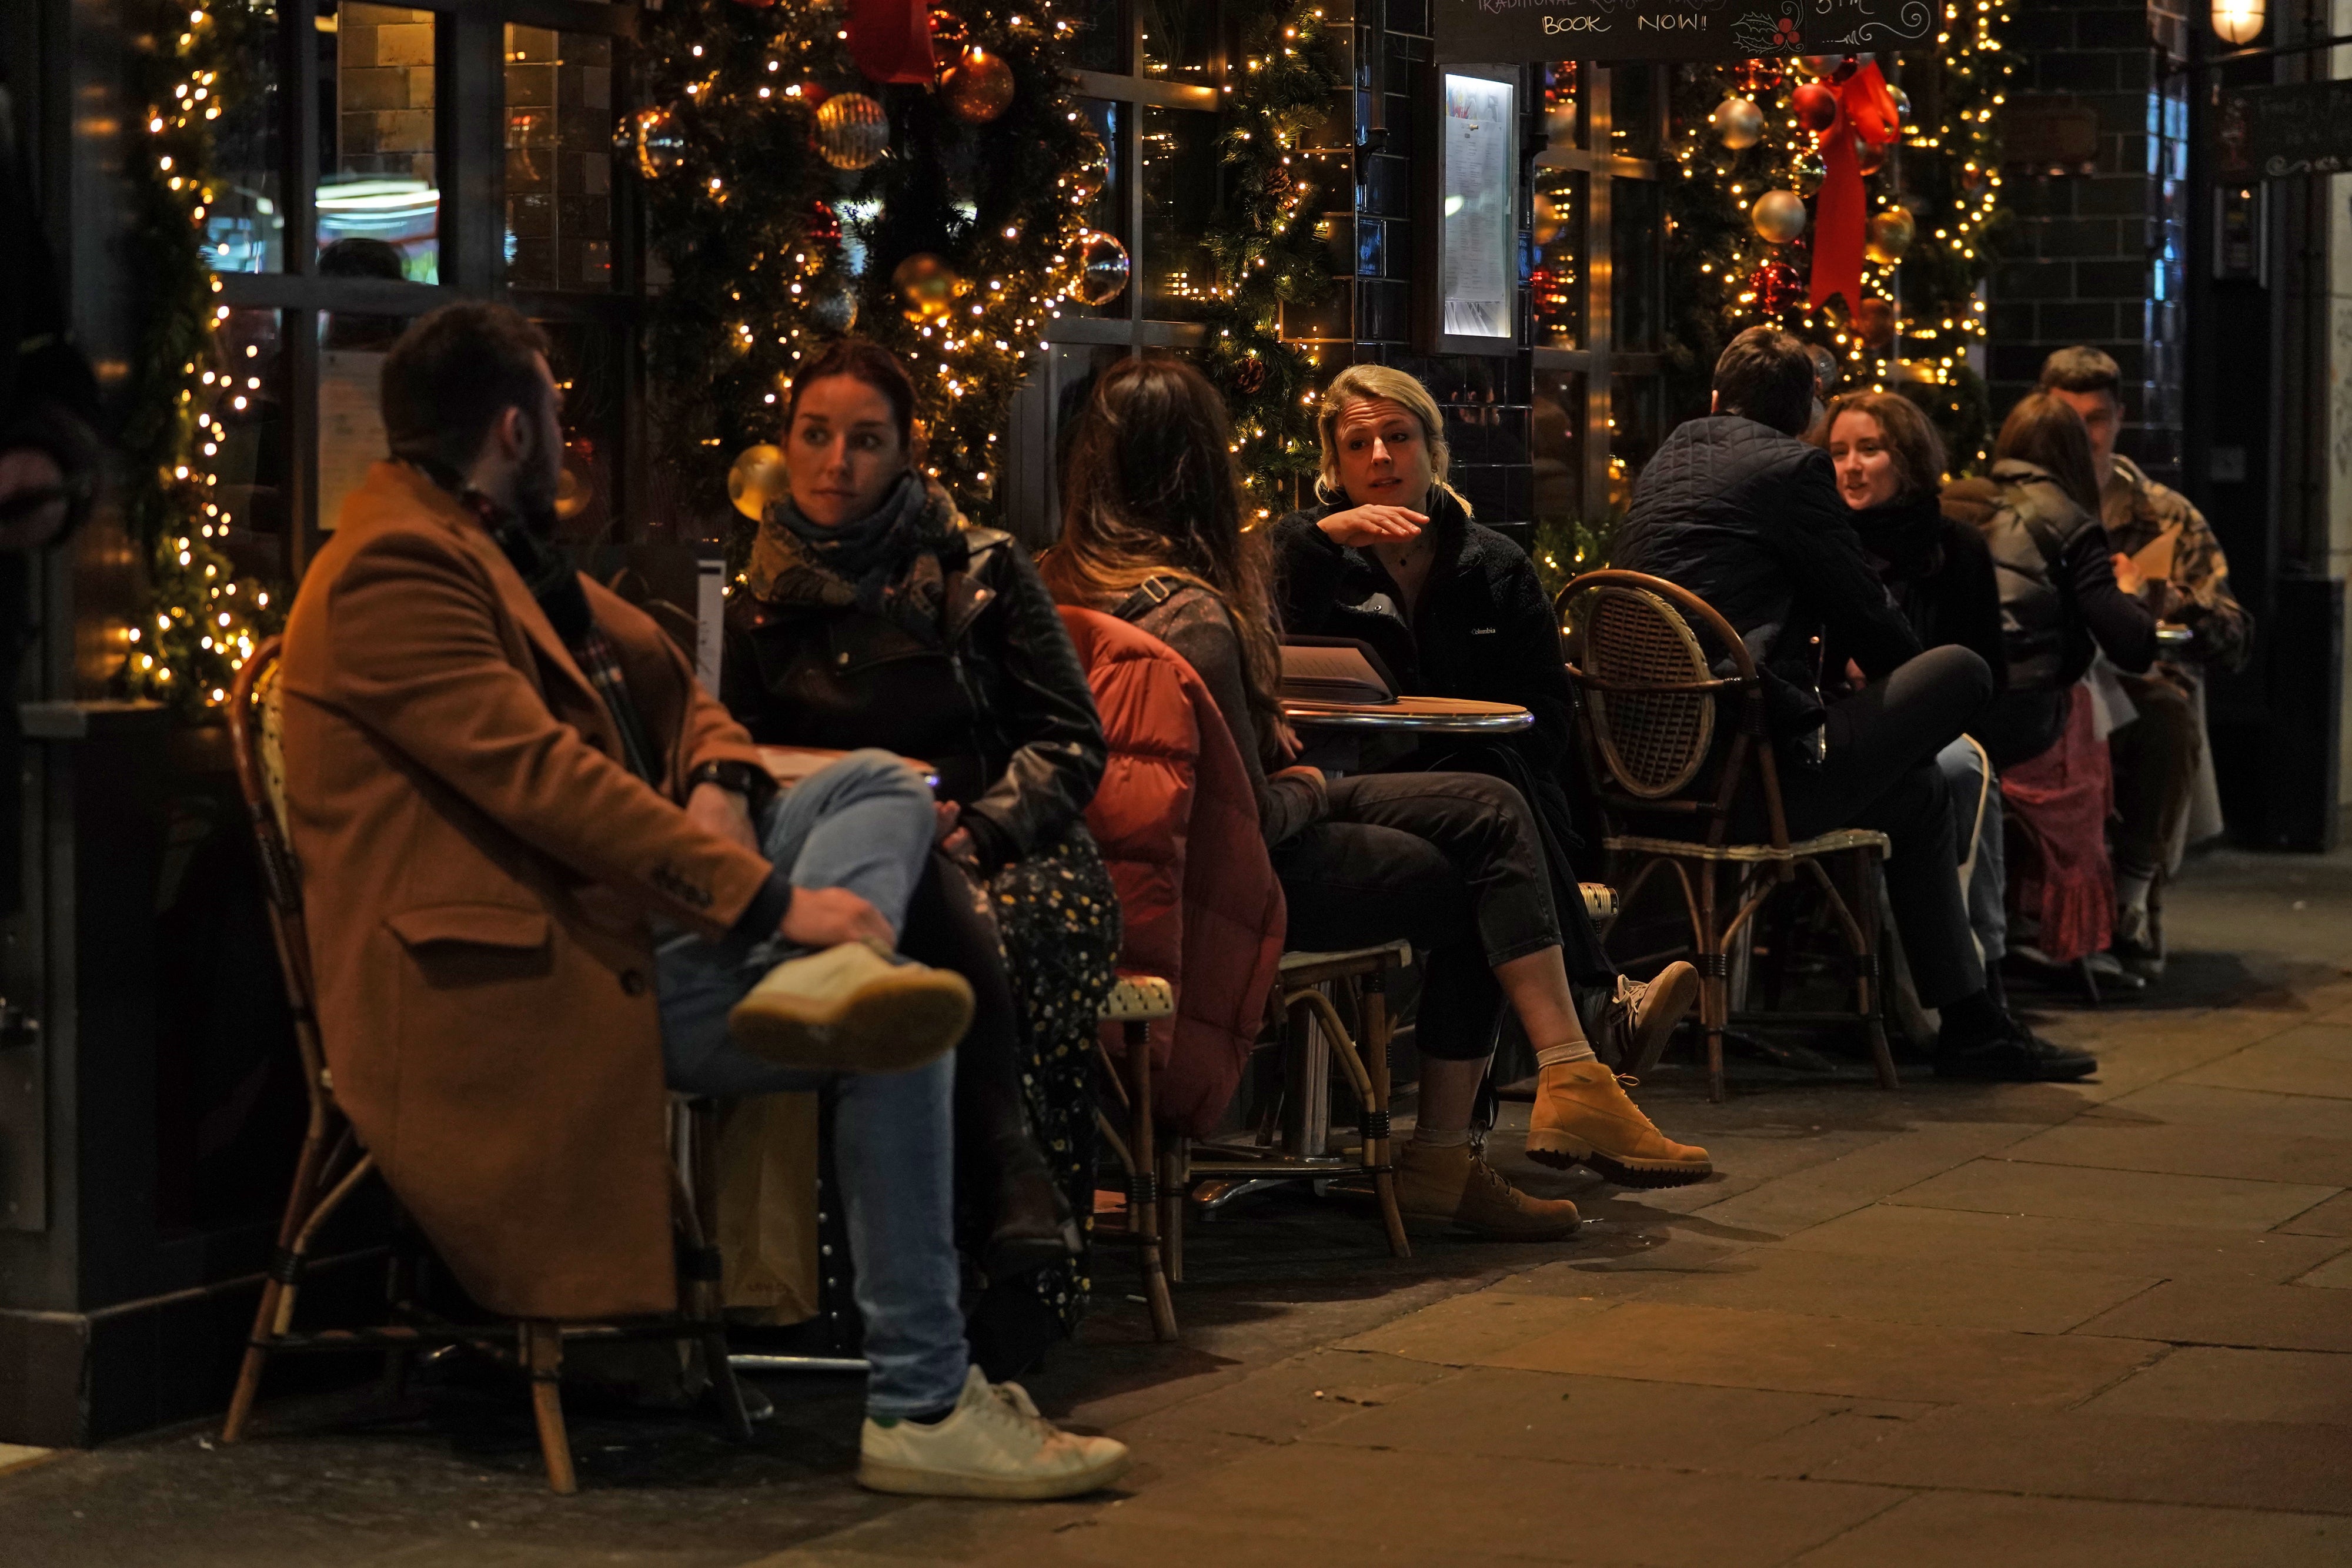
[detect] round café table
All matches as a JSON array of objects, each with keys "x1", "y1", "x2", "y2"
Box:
[{"x1": 1280, "y1": 693, "x2": 1534, "y2": 734}]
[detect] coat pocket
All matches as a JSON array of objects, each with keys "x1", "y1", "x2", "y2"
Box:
[{"x1": 385, "y1": 902, "x2": 552, "y2": 952}]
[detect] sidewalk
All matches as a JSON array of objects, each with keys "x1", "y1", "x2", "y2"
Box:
[{"x1": 6, "y1": 848, "x2": 2350, "y2": 1566}]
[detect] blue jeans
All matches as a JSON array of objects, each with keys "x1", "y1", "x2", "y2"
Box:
[
  {"x1": 1936, "y1": 737, "x2": 2007, "y2": 970},
  {"x1": 656, "y1": 749, "x2": 968, "y2": 1418}
]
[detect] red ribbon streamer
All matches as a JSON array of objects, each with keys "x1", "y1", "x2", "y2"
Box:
[
  {"x1": 1808, "y1": 62, "x2": 1900, "y2": 314},
  {"x1": 847, "y1": 0, "x2": 934, "y2": 85}
]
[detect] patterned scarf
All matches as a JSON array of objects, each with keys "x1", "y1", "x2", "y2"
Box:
[
  {"x1": 743, "y1": 472, "x2": 962, "y2": 643},
  {"x1": 458, "y1": 487, "x2": 660, "y2": 783}
]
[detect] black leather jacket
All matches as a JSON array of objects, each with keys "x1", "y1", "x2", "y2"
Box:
[{"x1": 720, "y1": 525, "x2": 1107, "y2": 872}]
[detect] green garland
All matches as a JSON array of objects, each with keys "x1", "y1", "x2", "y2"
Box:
[
  {"x1": 1191, "y1": 0, "x2": 1346, "y2": 522},
  {"x1": 120, "y1": 0, "x2": 284, "y2": 710},
  {"x1": 636, "y1": 1, "x2": 1093, "y2": 563},
  {"x1": 1662, "y1": 2, "x2": 2010, "y2": 467}
]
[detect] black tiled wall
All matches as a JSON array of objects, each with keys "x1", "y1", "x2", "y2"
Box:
[{"x1": 1989, "y1": 0, "x2": 2189, "y2": 482}]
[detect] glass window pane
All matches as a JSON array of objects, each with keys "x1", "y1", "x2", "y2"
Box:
[
  {"x1": 505, "y1": 26, "x2": 615, "y2": 292},
  {"x1": 213, "y1": 310, "x2": 290, "y2": 557},
  {"x1": 208, "y1": 19, "x2": 284, "y2": 272},
  {"x1": 1140, "y1": 0, "x2": 1213, "y2": 82},
  {"x1": 1142, "y1": 106, "x2": 1217, "y2": 319},
  {"x1": 1539, "y1": 62, "x2": 1581, "y2": 155},
  {"x1": 1531, "y1": 369, "x2": 1586, "y2": 591},
  {"x1": 1065, "y1": 0, "x2": 1125, "y2": 73},
  {"x1": 1608, "y1": 64, "x2": 1661, "y2": 159},
  {"x1": 1064, "y1": 98, "x2": 1125, "y2": 318},
  {"x1": 537, "y1": 319, "x2": 626, "y2": 549},
  {"x1": 1611, "y1": 376, "x2": 1663, "y2": 511},
  {"x1": 318, "y1": 2, "x2": 440, "y2": 283},
  {"x1": 1612, "y1": 178, "x2": 1662, "y2": 352},
  {"x1": 1533, "y1": 170, "x2": 1583, "y2": 349}
]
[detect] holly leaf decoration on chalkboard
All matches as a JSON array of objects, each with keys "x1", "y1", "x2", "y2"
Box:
[{"x1": 1730, "y1": 2, "x2": 1802, "y2": 54}]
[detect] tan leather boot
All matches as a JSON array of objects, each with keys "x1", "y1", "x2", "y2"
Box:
[
  {"x1": 1394, "y1": 1141, "x2": 1581, "y2": 1240},
  {"x1": 1525, "y1": 1061, "x2": 1712, "y2": 1188}
]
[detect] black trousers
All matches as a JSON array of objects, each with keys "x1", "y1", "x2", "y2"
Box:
[
  {"x1": 1771, "y1": 646, "x2": 1993, "y2": 1009},
  {"x1": 1272, "y1": 771, "x2": 1561, "y2": 1061}
]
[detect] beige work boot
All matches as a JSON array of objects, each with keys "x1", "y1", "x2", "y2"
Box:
[
  {"x1": 728, "y1": 940, "x2": 973, "y2": 1074},
  {"x1": 1595, "y1": 962, "x2": 1699, "y2": 1073},
  {"x1": 858, "y1": 1365, "x2": 1131, "y2": 1500},
  {"x1": 1394, "y1": 1140, "x2": 1581, "y2": 1240},
  {"x1": 1525, "y1": 1061, "x2": 1712, "y2": 1188}
]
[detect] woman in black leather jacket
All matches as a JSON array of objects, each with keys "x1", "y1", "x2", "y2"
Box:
[{"x1": 721, "y1": 339, "x2": 1116, "y2": 1367}]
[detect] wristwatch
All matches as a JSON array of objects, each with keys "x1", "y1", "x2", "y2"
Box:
[{"x1": 686, "y1": 759, "x2": 776, "y2": 820}]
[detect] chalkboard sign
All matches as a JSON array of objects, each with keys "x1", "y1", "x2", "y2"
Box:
[
  {"x1": 1432, "y1": 0, "x2": 1936, "y2": 64},
  {"x1": 2216, "y1": 79, "x2": 2352, "y2": 179}
]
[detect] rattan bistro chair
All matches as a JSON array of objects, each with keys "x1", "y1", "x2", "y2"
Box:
[
  {"x1": 220, "y1": 637, "x2": 752, "y2": 1493},
  {"x1": 1556, "y1": 572, "x2": 1899, "y2": 1103},
  {"x1": 1092, "y1": 976, "x2": 1181, "y2": 1340}
]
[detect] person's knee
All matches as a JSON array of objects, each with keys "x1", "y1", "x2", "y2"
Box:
[{"x1": 1920, "y1": 644, "x2": 1994, "y2": 716}]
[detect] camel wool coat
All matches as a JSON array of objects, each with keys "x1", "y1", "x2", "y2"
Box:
[{"x1": 276, "y1": 461, "x2": 774, "y2": 1320}]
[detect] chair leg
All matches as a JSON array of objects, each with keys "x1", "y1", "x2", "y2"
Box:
[
  {"x1": 220, "y1": 1297, "x2": 279, "y2": 1444},
  {"x1": 525, "y1": 1321, "x2": 577, "y2": 1495},
  {"x1": 1856, "y1": 852, "x2": 1900, "y2": 1092},
  {"x1": 1158, "y1": 1136, "x2": 1187, "y2": 1285},
  {"x1": 1124, "y1": 1019, "x2": 1178, "y2": 1342},
  {"x1": 1361, "y1": 972, "x2": 1411, "y2": 1260},
  {"x1": 1700, "y1": 862, "x2": 1728, "y2": 1104},
  {"x1": 681, "y1": 1101, "x2": 754, "y2": 1441}
]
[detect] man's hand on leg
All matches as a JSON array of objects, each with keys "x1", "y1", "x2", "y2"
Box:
[
  {"x1": 780, "y1": 886, "x2": 895, "y2": 950},
  {"x1": 686, "y1": 780, "x2": 761, "y2": 855}
]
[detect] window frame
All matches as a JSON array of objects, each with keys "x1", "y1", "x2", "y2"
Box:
[{"x1": 214, "y1": 0, "x2": 646, "y2": 581}]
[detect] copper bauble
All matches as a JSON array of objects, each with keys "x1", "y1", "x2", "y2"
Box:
[
  {"x1": 1792, "y1": 82, "x2": 1838, "y2": 133},
  {"x1": 1713, "y1": 96, "x2": 1765, "y2": 151},
  {"x1": 941, "y1": 46, "x2": 1015, "y2": 124},
  {"x1": 1071, "y1": 229, "x2": 1130, "y2": 307},
  {"x1": 893, "y1": 253, "x2": 961, "y2": 320},
  {"x1": 1855, "y1": 135, "x2": 1887, "y2": 177},
  {"x1": 927, "y1": 6, "x2": 969, "y2": 57},
  {"x1": 1865, "y1": 208, "x2": 1917, "y2": 265},
  {"x1": 1750, "y1": 189, "x2": 1809, "y2": 245},
  {"x1": 1853, "y1": 296, "x2": 1897, "y2": 350},
  {"x1": 815, "y1": 92, "x2": 891, "y2": 171},
  {"x1": 1749, "y1": 260, "x2": 1803, "y2": 314},
  {"x1": 727, "y1": 444, "x2": 789, "y2": 522}
]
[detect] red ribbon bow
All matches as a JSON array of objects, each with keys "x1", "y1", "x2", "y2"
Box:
[
  {"x1": 846, "y1": 0, "x2": 935, "y2": 85},
  {"x1": 1808, "y1": 62, "x2": 1900, "y2": 314}
]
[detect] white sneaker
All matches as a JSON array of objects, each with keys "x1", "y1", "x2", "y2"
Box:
[
  {"x1": 727, "y1": 940, "x2": 973, "y2": 1075},
  {"x1": 857, "y1": 1365, "x2": 1131, "y2": 1500}
]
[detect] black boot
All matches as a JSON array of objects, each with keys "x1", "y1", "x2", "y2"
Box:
[{"x1": 1935, "y1": 988, "x2": 2097, "y2": 1082}]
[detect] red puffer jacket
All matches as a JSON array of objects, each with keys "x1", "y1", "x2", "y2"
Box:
[{"x1": 1058, "y1": 607, "x2": 1285, "y2": 1136}]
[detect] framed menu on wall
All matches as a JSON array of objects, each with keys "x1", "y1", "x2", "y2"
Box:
[{"x1": 1418, "y1": 66, "x2": 1519, "y2": 357}]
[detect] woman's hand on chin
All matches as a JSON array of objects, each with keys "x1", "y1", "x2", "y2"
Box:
[{"x1": 1317, "y1": 503, "x2": 1428, "y2": 547}]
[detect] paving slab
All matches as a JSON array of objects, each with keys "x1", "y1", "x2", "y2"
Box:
[
  {"x1": 1687, "y1": 1121, "x2": 2042, "y2": 1237},
  {"x1": 1606, "y1": 1243, "x2": 2159, "y2": 1334},
  {"x1": 1790, "y1": 1491, "x2": 2352, "y2": 1568},
  {"x1": 1815, "y1": 1404, "x2": 2352, "y2": 1514},
  {"x1": 1484, "y1": 1302, "x2": 2162, "y2": 1406},
  {"x1": 2279, "y1": 1191, "x2": 2352, "y2": 1235},
  {"x1": 2074, "y1": 1279, "x2": 2352, "y2": 1352},
  {"x1": 1090, "y1": 1443, "x2": 1911, "y2": 1568},
  {"x1": 2179, "y1": 1024, "x2": 2352, "y2": 1099},
  {"x1": 2294, "y1": 1248, "x2": 2352, "y2": 1286},
  {"x1": 1995, "y1": 1120, "x2": 2352, "y2": 1186},
  {"x1": 1885, "y1": 1156, "x2": 2338, "y2": 1232},
  {"x1": 2088, "y1": 1080, "x2": 2352, "y2": 1139},
  {"x1": 1773, "y1": 1199, "x2": 2352, "y2": 1284},
  {"x1": 2082, "y1": 1346, "x2": 2352, "y2": 1425}
]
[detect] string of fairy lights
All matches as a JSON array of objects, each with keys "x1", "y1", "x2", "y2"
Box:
[
  {"x1": 1659, "y1": 0, "x2": 2012, "y2": 463},
  {"x1": 122, "y1": 0, "x2": 281, "y2": 709}
]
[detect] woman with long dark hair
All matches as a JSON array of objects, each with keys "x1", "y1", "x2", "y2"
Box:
[
  {"x1": 1044, "y1": 356, "x2": 1711, "y2": 1241},
  {"x1": 721, "y1": 338, "x2": 1118, "y2": 1368}
]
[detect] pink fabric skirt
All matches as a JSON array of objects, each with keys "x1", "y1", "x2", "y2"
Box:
[{"x1": 1999, "y1": 684, "x2": 2114, "y2": 964}]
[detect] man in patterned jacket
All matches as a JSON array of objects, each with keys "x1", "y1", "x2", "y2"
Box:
[{"x1": 2040, "y1": 347, "x2": 2254, "y2": 980}]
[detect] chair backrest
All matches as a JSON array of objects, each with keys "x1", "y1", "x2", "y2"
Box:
[
  {"x1": 1556, "y1": 569, "x2": 1789, "y2": 850},
  {"x1": 227, "y1": 637, "x2": 334, "y2": 1102}
]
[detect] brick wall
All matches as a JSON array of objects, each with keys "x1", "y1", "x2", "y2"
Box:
[{"x1": 1989, "y1": 0, "x2": 2189, "y2": 482}]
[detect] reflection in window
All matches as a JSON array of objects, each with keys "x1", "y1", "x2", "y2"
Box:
[
  {"x1": 207, "y1": 12, "x2": 284, "y2": 272},
  {"x1": 318, "y1": 2, "x2": 440, "y2": 282},
  {"x1": 1064, "y1": 99, "x2": 1126, "y2": 317},
  {"x1": 1139, "y1": 0, "x2": 1214, "y2": 81},
  {"x1": 1613, "y1": 179, "x2": 1662, "y2": 353},
  {"x1": 1065, "y1": 0, "x2": 1125, "y2": 73},
  {"x1": 1611, "y1": 376, "x2": 1662, "y2": 511},
  {"x1": 505, "y1": 27, "x2": 614, "y2": 292},
  {"x1": 1611, "y1": 63, "x2": 1661, "y2": 159},
  {"x1": 1532, "y1": 172, "x2": 1583, "y2": 349},
  {"x1": 1541, "y1": 62, "x2": 1580, "y2": 154},
  {"x1": 1141, "y1": 106, "x2": 1217, "y2": 318},
  {"x1": 537, "y1": 319, "x2": 624, "y2": 550}
]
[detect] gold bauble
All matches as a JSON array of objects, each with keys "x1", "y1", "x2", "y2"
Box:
[
  {"x1": 1750, "y1": 189, "x2": 1808, "y2": 245},
  {"x1": 814, "y1": 93, "x2": 891, "y2": 172},
  {"x1": 1071, "y1": 229, "x2": 1130, "y2": 307},
  {"x1": 893, "y1": 252, "x2": 962, "y2": 320},
  {"x1": 620, "y1": 106, "x2": 684, "y2": 180},
  {"x1": 1712, "y1": 96, "x2": 1764, "y2": 151},
  {"x1": 940, "y1": 46, "x2": 1015, "y2": 124},
  {"x1": 727, "y1": 443, "x2": 789, "y2": 522},
  {"x1": 1865, "y1": 208, "x2": 1917, "y2": 264}
]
